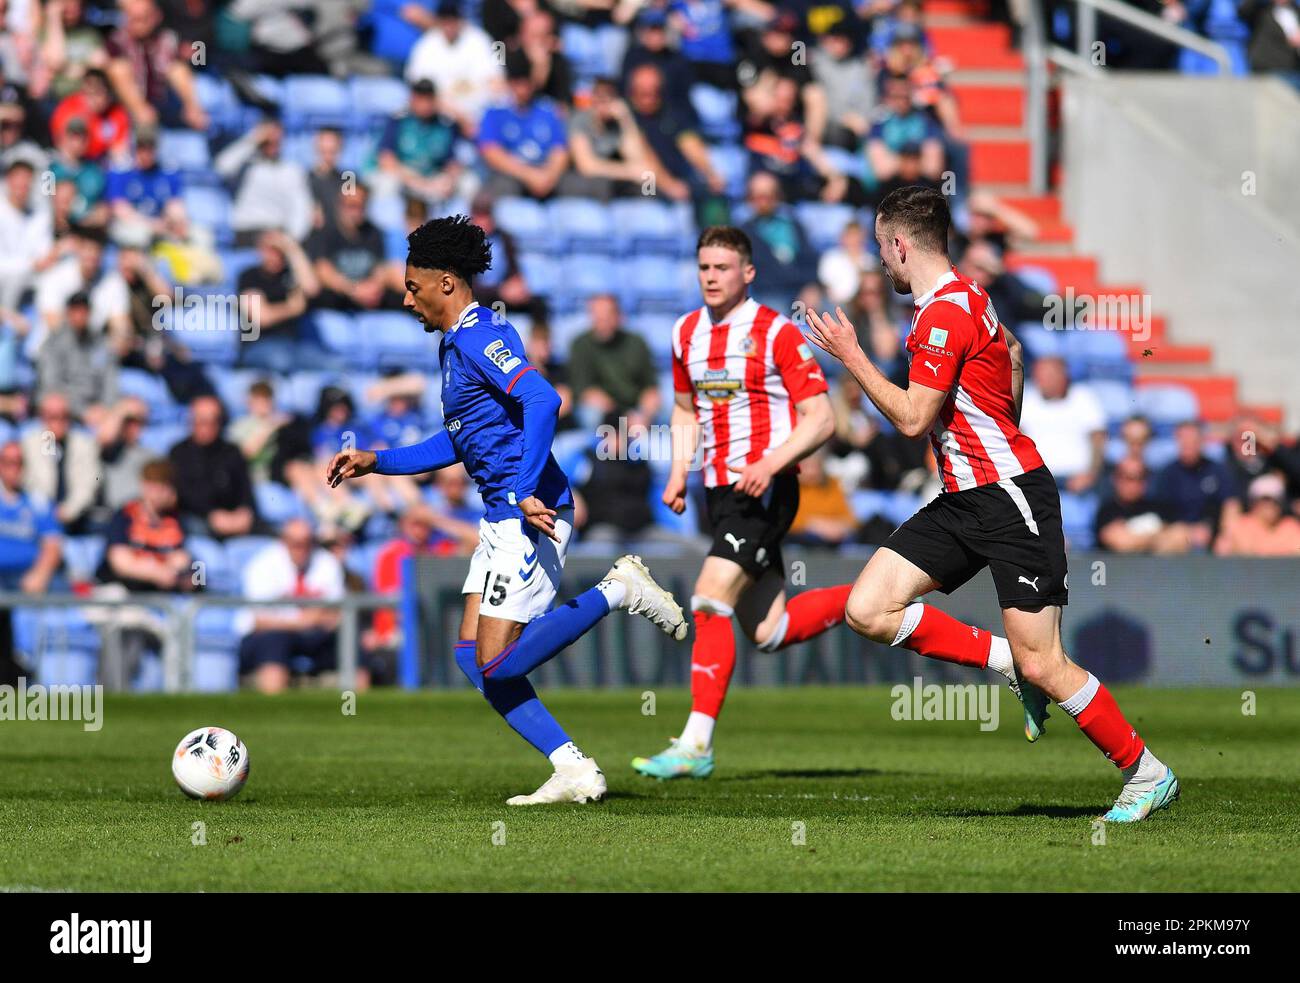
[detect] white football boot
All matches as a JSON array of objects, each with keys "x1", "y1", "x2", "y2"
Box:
[
  {"x1": 506, "y1": 758, "x2": 607, "y2": 806},
  {"x1": 602, "y1": 555, "x2": 688, "y2": 641}
]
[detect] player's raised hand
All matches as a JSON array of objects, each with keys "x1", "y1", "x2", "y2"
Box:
[
  {"x1": 661, "y1": 472, "x2": 688, "y2": 514},
  {"x1": 806, "y1": 307, "x2": 863, "y2": 365},
  {"x1": 326, "y1": 449, "x2": 377, "y2": 488},
  {"x1": 728, "y1": 457, "x2": 773, "y2": 498},
  {"x1": 519, "y1": 496, "x2": 561, "y2": 542}
]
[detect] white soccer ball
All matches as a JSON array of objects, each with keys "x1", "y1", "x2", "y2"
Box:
[{"x1": 171, "y1": 726, "x2": 250, "y2": 801}]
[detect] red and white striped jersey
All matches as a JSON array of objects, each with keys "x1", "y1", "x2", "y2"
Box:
[
  {"x1": 672, "y1": 298, "x2": 828, "y2": 488},
  {"x1": 906, "y1": 269, "x2": 1044, "y2": 493}
]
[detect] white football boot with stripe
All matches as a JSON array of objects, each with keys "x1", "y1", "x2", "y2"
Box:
[
  {"x1": 507, "y1": 758, "x2": 607, "y2": 806},
  {"x1": 602, "y1": 555, "x2": 688, "y2": 641}
]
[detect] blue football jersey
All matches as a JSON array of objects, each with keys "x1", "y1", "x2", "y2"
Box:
[{"x1": 438, "y1": 304, "x2": 572, "y2": 521}]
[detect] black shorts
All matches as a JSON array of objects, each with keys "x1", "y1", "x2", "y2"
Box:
[
  {"x1": 884, "y1": 465, "x2": 1069, "y2": 609},
  {"x1": 705, "y1": 472, "x2": 799, "y2": 579}
]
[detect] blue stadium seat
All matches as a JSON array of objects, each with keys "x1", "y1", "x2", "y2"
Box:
[
  {"x1": 624, "y1": 257, "x2": 696, "y2": 314},
  {"x1": 224, "y1": 536, "x2": 277, "y2": 582},
  {"x1": 284, "y1": 370, "x2": 338, "y2": 416},
  {"x1": 690, "y1": 85, "x2": 741, "y2": 142},
  {"x1": 169, "y1": 293, "x2": 241, "y2": 365},
  {"x1": 61, "y1": 535, "x2": 106, "y2": 582},
  {"x1": 555, "y1": 253, "x2": 617, "y2": 314},
  {"x1": 193, "y1": 74, "x2": 243, "y2": 132},
  {"x1": 1088, "y1": 378, "x2": 1137, "y2": 425},
  {"x1": 349, "y1": 76, "x2": 410, "y2": 126},
  {"x1": 181, "y1": 186, "x2": 233, "y2": 246},
  {"x1": 560, "y1": 23, "x2": 606, "y2": 79},
  {"x1": 280, "y1": 131, "x2": 316, "y2": 168},
  {"x1": 627, "y1": 314, "x2": 677, "y2": 364},
  {"x1": 610, "y1": 199, "x2": 693, "y2": 256},
  {"x1": 795, "y1": 201, "x2": 856, "y2": 253},
  {"x1": 34, "y1": 648, "x2": 99, "y2": 688},
  {"x1": 344, "y1": 540, "x2": 386, "y2": 587},
  {"x1": 254, "y1": 481, "x2": 311, "y2": 525},
  {"x1": 195, "y1": 651, "x2": 240, "y2": 692},
  {"x1": 1016, "y1": 325, "x2": 1064, "y2": 361},
  {"x1": 282, "y1": 75, "x2": 352, "y2": 130},
  {"x1": 596, "y1": 24, "x2": 630, "y2": 77},
  {"x1": 211, "y1": 368, "x2": 261, "y2": 415},
  {"x1": 219, "y1": 248, "x2": 260, "y2": 284},
  {"x1": 709, "y1": 143, "x2": 749, "y2": 200},
  {"x1": 550, "y1": 197, "x2": 617, "y2": 253},
  {"x1": 1145, "y1": 436, "x2": 1179, "y2": 469},
  {"x1": 1059, "y1": 491, "x2": 1099, "y2": 549},
  {"x1": 357, "y1": 311, "x2": 434, "y2": 369},
  {"x1": 1009, "y1": 264, "x2": 1058, "y2": 297},
  {"x1": 1135, "y1": 383, "x2": 1199, "y2": 426},
  {"x1": 158, "y1": 129, "x2": 210, "y2": 176},
  {"x1": 496, "y1": 197, "x2": 555, "y2": 254},
  {"x1": 342, "y1": 131, "x2": 378, "y2": 173},
  {"x1": 116, "y1": 368, "x2": 182, "y2": 423},
  {"x1": 187, "y1": 535, "x2": 235, "y2": 593},
  {"x1": 312, "y1": 310, "x2": 377, "y2": 368},
  {"x1": 367, "y1": 192, "x2": 407, "y2": 235},
  {"x1": 137, "y1": 421, "x2": 188, "y2": 455}
]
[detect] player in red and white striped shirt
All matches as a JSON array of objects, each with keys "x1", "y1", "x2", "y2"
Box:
[
  {"x1": 807, "y1": 187, "x2": 1177, "y2": 823},
  {"x1": 631, "y1": 226, "x2": 854, "y2": 780}
]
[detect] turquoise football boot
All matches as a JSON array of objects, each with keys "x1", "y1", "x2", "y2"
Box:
[
  {"x1": 1102, "y1": 766, "x2": 1180, "y2": 823},
  {"x1": 1008, "y1": 670, "x2": 1051, "y2": 743},
  {"x1": 631, "y1": 738, "x2": 715, "y2": 780}
]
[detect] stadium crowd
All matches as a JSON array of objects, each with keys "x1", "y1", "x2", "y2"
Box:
[{"x1": 1, "y1": 0, "x2": 1298, "y2": 691}]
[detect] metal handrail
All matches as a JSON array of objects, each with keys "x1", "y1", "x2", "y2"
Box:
[
  {"x1": 0, "y1": 591, "x2": 401, "y2": 693},
  {"x1": 1020, "y1": 0, "x2": 1234, "y2": 195}
]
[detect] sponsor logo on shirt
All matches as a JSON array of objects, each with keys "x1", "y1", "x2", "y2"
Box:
[
  {"x1": 796, "y1": 342, "x2": 814, "y2": 362},
  {"x1": 697, "y1": 369, "x2": 741, "y2": 402},
  {"x1": 483, "y1": 339, "x2": 522, "y2": 373},
  {"x1": 927, "y1": 327, "x2": 949, "y2": 348}
]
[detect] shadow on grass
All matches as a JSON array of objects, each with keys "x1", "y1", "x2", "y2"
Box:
[
  {"x1": 723, "y1": 768, "x2": 898, "y2": 782},
  {"x1": 936, "y1": 803, "x2": 1104, "y2": 819}
]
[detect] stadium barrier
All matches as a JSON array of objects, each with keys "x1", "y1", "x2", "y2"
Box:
[{"x1": 5, "y1": 551, "x2": 1298, "y2": 692}]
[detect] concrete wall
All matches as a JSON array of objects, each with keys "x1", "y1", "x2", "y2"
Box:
[{"x1": 1061, "y1": 75, "x2": 1300, "y2": 424}]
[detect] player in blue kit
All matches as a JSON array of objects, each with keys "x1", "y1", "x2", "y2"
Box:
[{"x1": 326, "y1": 216, "x2": 687, "y2": 805}]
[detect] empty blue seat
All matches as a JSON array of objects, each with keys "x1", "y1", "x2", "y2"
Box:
[
  {"x1": 158, "y1": 129, "x2": 210, "y2": 175},
  {"x1": 496, "y1": 197, "x2": 554, "y2": 254},
  {"x1": 611, "y1": 199, "x2": 692, "y2": 255},
  {"x1": 181, "y1": 187, "x2": 233, "y2": 246},
  {"x1": 560, "y1": 23, "x2": 606, "y2": 79},
  {"x1": 61, "y1": 535, "x2": 106, "y2": 582},
  {"x1": 223, "y1": 536, "x2": 277, "y2": 583},
  {"x1": 356, "y1": 311, "x2": 433, "y2": 369},
  {"x1": 194, "y1": 651, "x2": 240, "y2": 691},
  {"x1": 349, "y1": 76, "x2": 410, "y2": 124},
  {"x1": 709, "y1": 143, "x2": 749, "y2": 200},
  {"x1": 254, "y1": 481, "x2": 310, "y2": 525},
  {"x1": 517, "y1": 253, "x2": 561, "y2": 299},
  {"x1": 1017, "y1": 325, "x2": 1065, "y2": 360},
  {"x1": 795, "y1": 201, "x2": 856, "y2": 253},
  {"x1": 1135, "y1": 383, "x2": 1199, "y2": 426},
  {"x1": 1059, "y1": 491, "x2": 1099, "y2": 549},
  {"x1": 1009, "y1": 264, "x2": 1058, "y2": 296},
  {"x1": 282, "y1": 75, "x2": 352, "y2": 130},
  {"x1": 137, "y1": 421, "x2": 188, "y2": 455},
  {"x1": 187, "y1": 535, "x2": 234, "y2": 593},
  {"x1": 193, "y1": 74, "x2": 243, "y2": 132},
  {"x1": 550, "y1": 197, "x2": 617, "y2": 253},
  {"x1": 312, "y1": 310, "x2": 375, "y2": 367},
  {"x1": 116, "y1": 368, "x2": 182, "y2": 423},
  {"x1": 1088, "y1": 378, "x2": 1137, "y2": 424},
  {"x1": 690, "y1": 85, "x2": 741, "y2": 142}
]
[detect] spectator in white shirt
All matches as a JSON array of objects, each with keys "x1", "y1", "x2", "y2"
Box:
[
  {"x1": 0, "y1": 158, "x2": 56, "y2": 310},
  {"x1": 214, "y1": 118, "x2": 314, "y2": 246},
  {"x1": 1019, "y1": 355, "x2": 1107, "y2": 493},
  {"x1": 817, "y1": 220, "x2": 876, "y2": 306},
  {"x1": 404, "y1": 0, "x2": 504, "y2": 132},
  {"x1": 34, "y1": 226, "x2": 130, "y2": 338},
  {"x1": 237, "y1": 518, "x2": 354, "y2": 694}
]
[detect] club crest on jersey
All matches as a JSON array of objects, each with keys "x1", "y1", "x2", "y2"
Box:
[
  {"x1": 927, "y1": 327, "x2": 949, "y2": 348},
  {"x1": 738, "y1": 335, "x2": 756, "y2": 354},
  {"x1": 483, "y1": 339, "x2": 521, "y2": 373},
  {"x1": 697, "y1": 369, "x2": 741, "y2": 403}
]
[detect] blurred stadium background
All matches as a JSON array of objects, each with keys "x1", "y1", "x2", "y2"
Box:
[{"x1": 1, "y1": 0, "x2": 1297, "y2": 694}]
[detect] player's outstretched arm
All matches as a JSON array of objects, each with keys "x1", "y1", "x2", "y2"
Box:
[
  {"x1": 327, "y1": 429, "x2": 459, "y2": 487},
  {"x1": 806, "y1": 306, "x2": 945, "y2": 439}
]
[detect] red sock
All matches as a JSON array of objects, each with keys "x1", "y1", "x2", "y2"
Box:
[
  {"x1": 1074, "y1": 683, "x2": 1145, "y2": 769},
  {"x1": 779, "y1": 584, "x2": 853, "y2": 647},
  {"x1": 689, "y1": 609, "x2": 736, "y2": 718},
  {"x1": 899, "y1": 604, "x2": 992, "y2": 669}
]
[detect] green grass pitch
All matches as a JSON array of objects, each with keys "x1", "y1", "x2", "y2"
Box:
[{"x1": 2, "y1": 687, "x2": 1297, "y2": 892}]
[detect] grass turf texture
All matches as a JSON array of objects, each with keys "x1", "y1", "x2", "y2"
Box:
[{"x1": 2, "y1": 687, "x2": 1297, "y2": 892}]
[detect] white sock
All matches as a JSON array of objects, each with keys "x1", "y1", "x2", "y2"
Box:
[
  {"x1": 548, "y1": 741, "x2": 589, "y2": 769},
  {"x1": 596, "y1": 578, "x2": 627, "y2": 610},
  {"x1": 678, "y1": 711, "x2": 715, "y2": 751},
  {"x1": 1124, "y1": 747, "x2": 1166, "y2": 783},
  {"x1": 987, "y1": 635, "x2": 1015, "y2": 682}
]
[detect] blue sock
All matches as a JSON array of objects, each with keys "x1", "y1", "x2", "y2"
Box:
[
  {"x1": 454, "y1": 640, "x2": 570, "y2": 757},
  {"x1": 480, "y1": 588, "x2": 612, "y2": 681}
]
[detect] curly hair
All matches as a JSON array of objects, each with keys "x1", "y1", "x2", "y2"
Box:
[{"x1": 406, "y1": 214, "x2": 494, "y2": 283}]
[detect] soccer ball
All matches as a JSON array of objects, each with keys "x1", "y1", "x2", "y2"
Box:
[{"x1": 171, "y1": 726, "x2": 250, "y2": 801}]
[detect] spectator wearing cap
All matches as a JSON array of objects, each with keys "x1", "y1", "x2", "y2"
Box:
[
  {"x1": 49, "y1": 67, "x2": 130, "y2": 163},
  {"x1": 620, "y1": 7, "x2": 695, "y2": 117},
  {"x1": 306, "y1": 182, "x2": 407, "y2": 312},
  {"x1": 0, "y1": 440, "x2": 63, "y2": 685},
  {"x1": 214, "y1": 118, "x2": 315, "y2": 246},
  {"x1": 1215, "y1": 473, "x2": 1300, "y2": 555},
  {"x1": 865, "y1": 75, "x2": 945, "y2": 189},
  {"x1": 105, "y1": 0, "x2": 208, "y2": 131},
  {"x1": 21, "y1": 390, "x2": 100, "y2": 532},
  {"x1": 235, "y1": 229, "x2": 332, "y2": 373},
  {"x1": 168, "y1": 395, "x2": 257, "y2": 539},
  {"x1": 568, "y1": 76, "x2": 663, "y2": 202},
  {"x1": 1095, "y1": 455, "x2": 1192, "y2": 553},
  {"x1": 813, "y1": 20, "x2": 875, "y2": 151},
  {"x1": 49, "y1": 115, "x2": 108, "y2": 229},
  {"x1": 106, "y1": 126, "x2": 181, "y2": 240},
  {"x1": 478, "y1": 49, "x2": 571, "y2": 200},
  {"x1": 0, "y1": 157, "x2": 56, "y2": 310},
  {"x1": 740, "y1": 170, "x2": 819, "y2": 308},
  {"x1": 36, "y1": 289, "x2": 118, "y2": 424},
  {"x1": 1153, "y1": 420, "x2": 1241, "y2": 541},
  {"x1": 1019, "y1": 355, "x2": 1107, "y2": 493},
  {"x1": 626, "y1": 63, "x2": 726, "y2": 202},
  {"x1": 237, "y1": 518, "x2": 350, "y2": 695},
  {"x1": 371, "y1": 79, "x2": 468, "y2": 206},
  {"x1": 405, "y1": 0, "x2": 505, "y2": 129}
]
